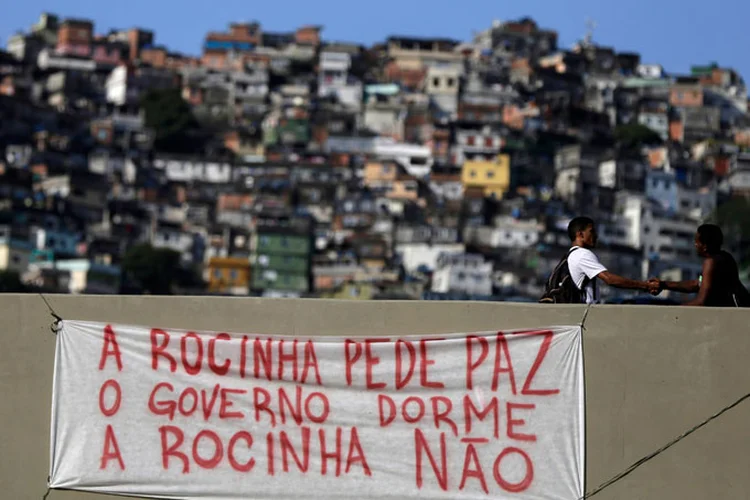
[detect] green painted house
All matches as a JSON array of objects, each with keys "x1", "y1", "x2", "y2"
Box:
[
  {"x1": 263, "y1": 119, "x2": 310, "y2": 146},
  {"x1": 250, "y1": 220, "x2": 313, "y2": 294}
]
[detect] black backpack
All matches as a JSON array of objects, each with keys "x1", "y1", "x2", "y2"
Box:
[{"x1": 539, "y1": 248, "x2": 589, "y2": 304}]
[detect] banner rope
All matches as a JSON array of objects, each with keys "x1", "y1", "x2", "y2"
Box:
[
  {"x1": 39, "y1": 293, "x2": 62, "y2": 335},
  {"x1": 580, "y1": 389, "x2": 750, "y2": 498},
  {"x1": 40, "y1": 475, "x2": 51, "y2": 499},
  {"x1": 579, "y1": 304, "x2": 592, "y2": 330}
]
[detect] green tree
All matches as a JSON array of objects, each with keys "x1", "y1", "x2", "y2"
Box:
[
  {"x1": 614, "y1": 123, "x2": 663, "y2": 149},
  {"x1": 140, "y1": 89, "x2": 200, "y2": 153},
  {"x1": 121, "y1": 244, "x2": 183, "y2": 295}
]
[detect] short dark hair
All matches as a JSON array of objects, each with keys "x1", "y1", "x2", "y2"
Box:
[
  {"x1": 697, "y1": 224, "x2": 723, "y2": 252},
  {"x1": 568, "y1": 216, "x2": 594, "y2": 242}
]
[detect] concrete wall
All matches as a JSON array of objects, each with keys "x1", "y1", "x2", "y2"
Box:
[{"x1": 2, "y1": 294, "x2": 749, "y2": 499}]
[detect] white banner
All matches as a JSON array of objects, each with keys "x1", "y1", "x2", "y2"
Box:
[{"x1": 49, "y1": 321, "x2": 584, "y2": 500}]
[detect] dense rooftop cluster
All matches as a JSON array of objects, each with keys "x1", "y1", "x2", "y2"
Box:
[{"x1": 1, "y1": 12, "x2": 749, "y2": 300}]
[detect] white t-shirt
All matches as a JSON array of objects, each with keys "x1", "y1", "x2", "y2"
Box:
[{"x1": 567, "y1": 246, "x2": 607, "y2": 304}]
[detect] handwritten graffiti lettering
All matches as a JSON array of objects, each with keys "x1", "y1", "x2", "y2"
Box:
[{"x1": 49, "y1": 321, "x2": 584, "y2": 499}]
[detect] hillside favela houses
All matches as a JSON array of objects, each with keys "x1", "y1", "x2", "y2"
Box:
[{"x1": 1, "y1": 12, "x2": 749, "y2": 301}]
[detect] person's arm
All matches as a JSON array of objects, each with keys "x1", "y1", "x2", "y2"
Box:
[
  {"x1": 661, "y1": 279, "x2": 700, "y2": 294},
  {"x1": 597, "y1": 271, "x2": 650, "y2": 291},
  {"x1": 684, "y1": 259, "x2": 715, "y2": 306}
]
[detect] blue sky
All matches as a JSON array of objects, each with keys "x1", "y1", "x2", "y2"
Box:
[{"x1": 2, "y1": 0, "x2": 748, "y2": 81}]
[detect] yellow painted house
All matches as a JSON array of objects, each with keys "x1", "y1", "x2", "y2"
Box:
[
  {"x1": 461, "y1": 153, "x2": 511, "y2": 199},
  {"x1": 206, "y1": 257, "x2": 251, "y2": 295}
]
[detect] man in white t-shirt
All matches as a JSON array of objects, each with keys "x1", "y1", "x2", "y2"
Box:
[{"x1": 567, "y1": 217, "x2": 657, "y2": 303}]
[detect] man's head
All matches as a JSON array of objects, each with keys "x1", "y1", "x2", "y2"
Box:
[
  {"x1": 568, "y1": 216, "x2": 597, "y2": 248},
  {"x1": 695, "y1": 223, "x2": 723, "y2": 257}
]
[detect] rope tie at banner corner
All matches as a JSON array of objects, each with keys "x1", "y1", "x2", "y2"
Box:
[
  {"x1": 41, "y1": 475, "x2": 51, "y2": 500},
  {"x1": 38, "y1": 293, "x2": 62, "y2": 335}
]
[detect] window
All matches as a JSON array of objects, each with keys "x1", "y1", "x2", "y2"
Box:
[
  {"x1": 447, "y1": 78, "x2": 455, "y2": 87},
  {"x1": 259, "y1": 235, "x2": 270, "y2": 246},
  {"x1": 467, "y1": 136, "x2": 476, "y2": 146},
  {"x1": 230, "y1": 270, "x2": 238, "y2": 281},
  {"x1": 486, "y1": 170, "x2": 495, "y2": 179},
  {"x1": 433, "y1": 77, "x2": 440, "y2": 88},
  {"x1": 214, "y1": 269, "x2": 222, "y2": 279},
  {"x1": 470, "y1": 170, "x2": 477, "y2": 178},
  {"x1": 263, "y1": 270, "x2": 278, "y2": 281},
  {"x1": 281, "y1": 237, "x2": 289, "y2": 248},
  {"x1": 485, "y1": 137, "x2": 494, "y2": 147},
  {"x1": 644, "y1": 226, "x2": 650, "y2": 234}
]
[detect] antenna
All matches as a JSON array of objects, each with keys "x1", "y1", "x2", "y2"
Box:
[{"x1": 584, "y1": 17, "x2": 597, "y2": 46}]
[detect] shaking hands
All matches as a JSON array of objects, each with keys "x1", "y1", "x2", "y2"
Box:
[{"x1": 647, "y1": 278, "x2": 663, "y2": 296}]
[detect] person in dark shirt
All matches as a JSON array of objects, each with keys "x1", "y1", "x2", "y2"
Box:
[{"x1": 652, "y1": 224, "x2": 750, "y2": 307}]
